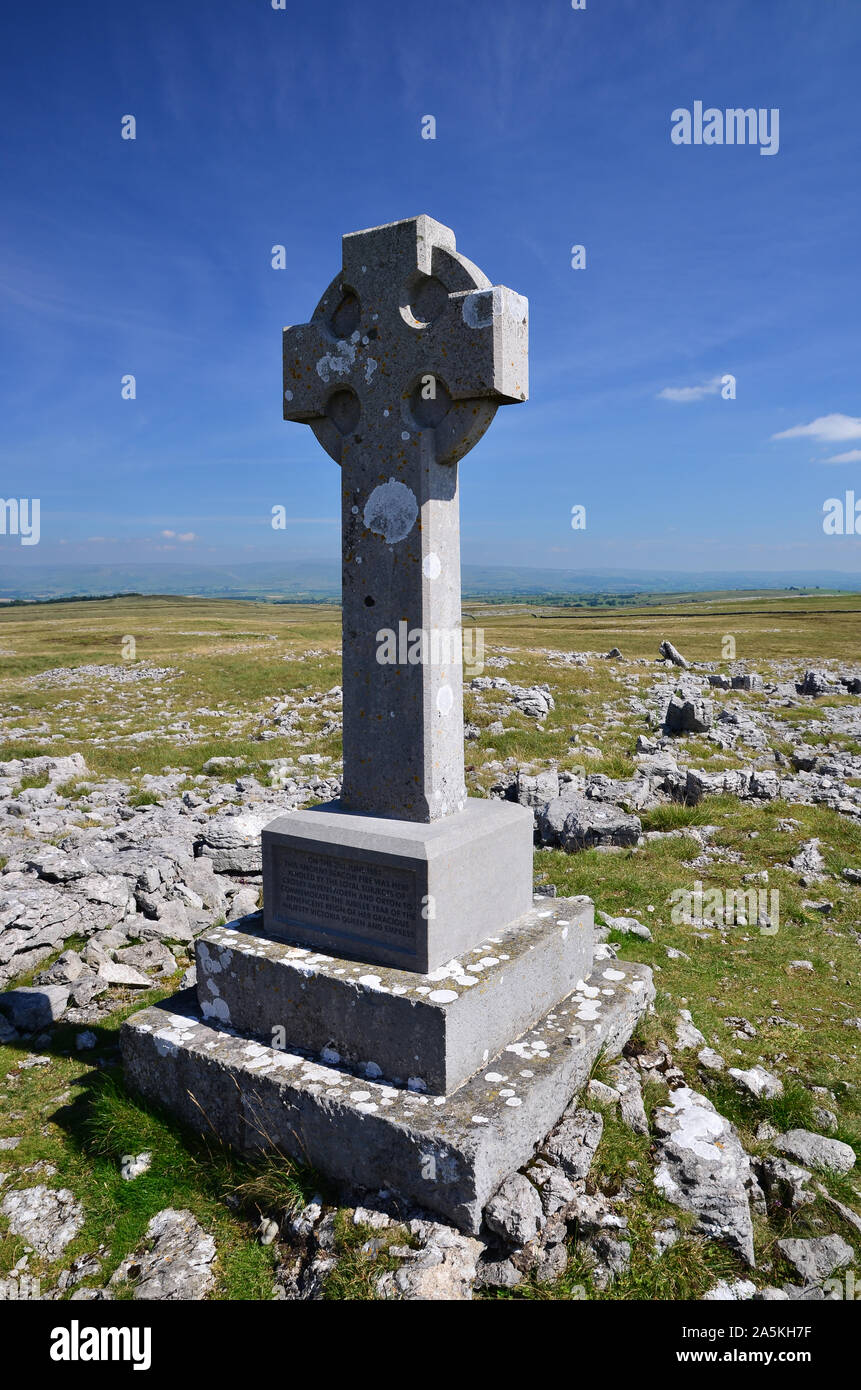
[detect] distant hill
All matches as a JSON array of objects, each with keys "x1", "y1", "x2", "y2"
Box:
[{"x1": 2, "y1": 561, "x2": 861, "y2": 604}]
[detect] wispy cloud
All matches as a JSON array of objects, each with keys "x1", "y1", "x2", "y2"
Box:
[
  {"x1": 657, "y1": 376, "x2": 723, "y2": 403},
  {"x1": 772, "y1": 414, "x2": 861, "y2": 443},
  {"x1": 822, "y1": 449, "x2": 861, "y2": 464},
  {"x1": 161, "y1": 530, "x2": 196, "y2": 542}
]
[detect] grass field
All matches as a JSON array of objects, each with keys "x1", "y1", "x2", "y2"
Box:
[{"x1": 1, "y1": 591, "x2": 860, "y2": 1299}]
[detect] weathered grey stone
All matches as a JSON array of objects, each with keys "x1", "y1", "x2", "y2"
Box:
[
  {"x1": 376, "y1": 1223, "x2": 484, "y2": 1300},
  {"x1": 121, "y1": 960, "x2": 653, "y2": 1233},
  {"x1": 777, "y1": 1235, "x2": 854, "y2": 1284},
  {"x1": 653, "y1": 1087, "x2": 756, "y2": 1266},
  {"x1": 197, "y1": 896, "x2": 593, "y2": 1093},
  {"x1": 586, "y1": 1233, "x2": 631, "y2": 1289},
  {"x1": 664, "y1": 696, "x2": 713, "y2": 734},
  {"x1": 1, "y1": 1185, "x2": 84, "y2": 1260},
  {"x1": 702, "y1": 1279, "x2": 757, "y2": 1300},
  {"x1": 774, "y1": 1129, "x2": 855, "y2": 1175},
  {"x1": 555, "y1": 795, "x2": 641, "y2": 851},
  {"x1": 659, "y1": 640, "x2": 689, "y2": 668},
  {"x1": 0, "y1": 985, "x2": 69, "y2": 1030},
  {"x1": 109, "y1": 1208, "x2": 216, "y2": 1300},
  {"x1": 607, "y1": 1057, "x2": 649, "y2": 1134},
  {"x1": 728, "y1": 1065, "x2": 783, "y2": 1100},
  {"x1": 97, "y1": 961, "x2": 152, "y2": 989},
  {"x1": 675, "y1": 1009, "x2": 706, "y2": 1049},
  {"x1": 484, "y1": 1172, "x2": 544, "y2": 1246},
  {"x1": 541, "y1": 1107, "x2": 604, "y2": 1180},
  {"x1": 474, "y1": 1257, "x2": 523, "y2": 1289},
  {"x1": 757, "y1": 1156, "x2": 815, "y2": 1212},
  {"x1": 261, "y1": 797, "x2": 534, "y2": 973}
]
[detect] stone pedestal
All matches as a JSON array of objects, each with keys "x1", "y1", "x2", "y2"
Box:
[
  {"x1": 121, "y1": 908, "x2": 653, "y2": 1233},
  {"x1": 261, "y1": 797, "x2": 534, "y2": 973},
  {"x1": 198, "y1": 895, "x2": 594, "y2": 1094}
]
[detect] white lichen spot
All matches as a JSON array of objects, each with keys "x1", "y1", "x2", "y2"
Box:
[
  {"x1": 436, "y1": 684, "x2": 454, "y2": 716},
  {"x1": 364, "y1": 357, "x2": 378, "y2": 384},
  {"x1": 422, "y1": 552, "x2": 441, "y2": 579},
  {"x1": 407, "y1": 1076, "x2": 427, "y2": 1092},
  {"x1": 284, "y1": 388, "x2": 293, "y2": 401},
  {"x1": 321, "y1": 1047, "x2": 340, "y2": 1064},
  {"x1": 363, "y1": 477, "x2": 418, "y2": 544},
  {"x1": 428, "y1": 989, "x2": 458, "y2": 1004},
  {"x1": 315, "y1": 337, "x2": 356, "y2": 383},
  {"x1": 401, "y1": 430, "x2": 410, "y2": 441}
]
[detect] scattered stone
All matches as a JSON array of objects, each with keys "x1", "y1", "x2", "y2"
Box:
[
  {"x1": 484, "y1": 1172, "x2": 544, "y2": 1246},
  {"x1": 653, "y1": 1087, "x2": 756, "y2": 1266},
  {"x1": 659, "y1": 640, "x2": 689, "y2": 668},
  {"x1": 665, "y1": 697, "x2": 712, "y2": 734},
  {"x1": 97, "y1": 961, "x2": 152, "y2": 989},
  {"x1": 728, "y1": 1066, "x2": 783, "y2": 1100},
  {"x1": 0, "y1": 986, "x2": 69, "y2": 1031},
  {"x1": 120, "y1": 1152, "x2": 152, "y2": 1181},
  {"x1": 757, "y1": 1157, "x2": 815, "y2": 1212},
  {"x1": 774, "y1": 1130, "x2": 856, "y2": 1175},
  {"x1": 542, "y1": 1107, "x2": 603, "y2": 1180},
  {"x1": 599, "y1": 912, "x2": 652, "y2": 941},
  {"x1": 777, "y1": 1235, "x2": 854, "y2": 1284},
  {"x1": 586, "y1": 1079, "x2": 620, "y2": 1107},
  {"x1": 376, "y1": 1224, "x2": 484, "y2": 1301},
  {"x1": 0, "y1": 1185, "x2": 84, "y2": 1260},
  {"x1": 675, "y1": 1009, "x2": 707, "y2": 1050},
  {"x1": 109, "y1": 1208, "x2": 216, "y2": 1300},
  {"x1": 702, "y1": 1279, "x2": 757, "y2": 1300}
]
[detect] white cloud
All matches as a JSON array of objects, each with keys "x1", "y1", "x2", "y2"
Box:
[
  {"x1": 176, "y1": 531, "x2": 196, "y2": 542},
  {"x1": 772, "y1": 413, "x2": 861, "y2": 443},
  {"x1": 821, "y1": 448, "x2": 861, "y2": 464},
  {"x1": 657, "y1": 375, "x2": 722, "y2": 403},
  {"x1": 161, "y1": 528, "x2": 176, "y2": 538}
]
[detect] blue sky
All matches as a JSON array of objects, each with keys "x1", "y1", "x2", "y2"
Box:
[{"x1": 2, "y1": 0, "x2": 861, "y2": 575}]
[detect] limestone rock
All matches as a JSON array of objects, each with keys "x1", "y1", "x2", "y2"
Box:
[
  {"x1": 777, "y1": 1235, "x2": 854, "y2": 1284},
  {"x1": 1, "y1": 1185, "x2": 84, "y2": 1260},
  {"x1": 774, "y1": 1130, "x2": 855, "y2": 1175},
  {"x1": 376, "y1": 1224, "x2": 483, "y2": 1301},
  {"x1": 109, "y1": 1208, "x2": 216, "y2": 1300},
  {"x1": 653, "y1": 1087, "x2": 756, "y2": 1266},
  {"x1": 728, "y1": 1065, "x2": 783, "y2": 1100},
  {"x1": 542, "y1": 1107, "x2": 603, "y2": 1180},
  {"x1": 0, "y1": 985, "x2": 70, "y2": 1030},
  {"x1": 484, "y1": 1172, "x2": 544, "y2": 1246}
]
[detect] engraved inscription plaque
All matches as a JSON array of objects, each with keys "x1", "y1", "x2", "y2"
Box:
[{"x1": 270, "y1": 846, "x2": 418, "y2": 955}]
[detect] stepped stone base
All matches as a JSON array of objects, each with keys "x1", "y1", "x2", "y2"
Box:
[
  {"x1": 121, "y1": 958, "x2": 654, "y2": 1232},
  {"x1": 196, "y1": 896, "x2": 595, "y2": 1094},
  {"x1": 261, "y1": 797, "x2": 534, "y2": 973}
]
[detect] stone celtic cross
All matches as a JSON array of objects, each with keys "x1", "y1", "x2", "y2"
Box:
[{"x1": 282, "y1": 215, "x2": 528, "y2": 822}]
